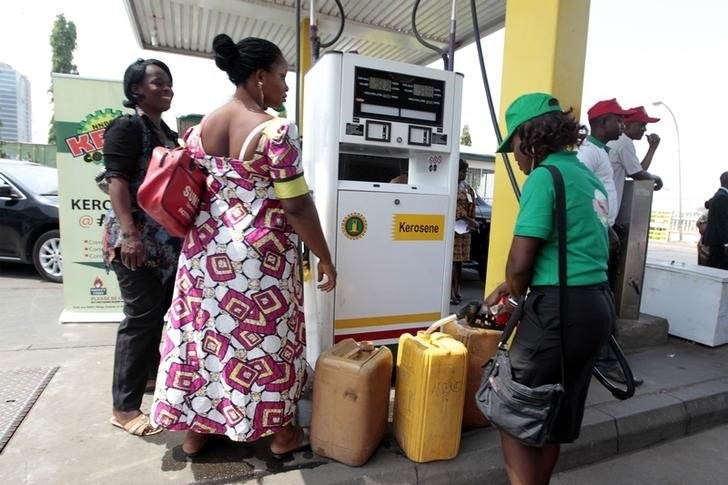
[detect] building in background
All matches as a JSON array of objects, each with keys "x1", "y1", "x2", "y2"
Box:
[
  {"x1": 461, "y1": 150, "x2": 495, "y2": 203},
  {"x1": 0, "y1": 63, "x2": 32, "y2": 142},
  {"x1": 176, "y1": 113, "x2": 203, "y2": 137}
]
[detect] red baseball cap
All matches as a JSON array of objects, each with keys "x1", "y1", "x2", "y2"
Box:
[
  {"x1": 624, "y1": 106, "x2": 660, "y2": 124},
  {"x1": 587, "y1": 98, "x2": 631, "y2": 120}
]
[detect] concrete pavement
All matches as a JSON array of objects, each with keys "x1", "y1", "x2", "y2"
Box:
[
  {"x1": 552, "y1": 422, "x2": 728, "y2": 484},
  {"x1": 1, "y1": 241, "x2": 726, "y2": 484}
]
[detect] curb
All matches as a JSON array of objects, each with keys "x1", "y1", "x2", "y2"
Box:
[
  {"x1": 559, "y1": 378, "x2": 728, "y2": 472},
  {"x1": 270, "y1": 379, "x2": 728, "y2": 484}
]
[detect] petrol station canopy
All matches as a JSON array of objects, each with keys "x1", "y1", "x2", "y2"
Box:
[{"x1": 122, "y1": 0, "x2": 506, "y2": 68}]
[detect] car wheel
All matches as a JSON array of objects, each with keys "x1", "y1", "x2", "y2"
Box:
[{"x1": 33, "y1": 229, "x2": 63, "y2": 283}]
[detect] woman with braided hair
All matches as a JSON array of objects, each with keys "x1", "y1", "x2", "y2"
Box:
[{"x1": 150, "y1": 34, "x2": 336, "y2": 458}]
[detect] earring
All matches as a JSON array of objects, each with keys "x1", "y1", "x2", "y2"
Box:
[
  {"x1": 257, "y1": 81, "x2": 265, "y2": 107},
  {"x1": 529, "y1": 157, "x2": 535, "y2": 172}
]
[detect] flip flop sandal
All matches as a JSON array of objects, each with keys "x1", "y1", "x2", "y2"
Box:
[{"x1": 109, "y1": 414, "x2": 163, "y2": 437}]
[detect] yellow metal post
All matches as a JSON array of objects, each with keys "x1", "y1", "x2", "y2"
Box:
[
  {"x1": 299, "y1": 15, "x2": 313, "y2": 283},
  {"x1": 485, "y1": 0, "x2": 591, "y2": 295},
  {"x1": 298, "y1": 16, "x2": 312, "y2": 135}
]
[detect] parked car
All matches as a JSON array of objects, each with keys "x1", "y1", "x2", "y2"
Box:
[
  {"x1": 467, "y1": 195, "x2": 492, "y2": 281},
  {"x1": 0, "y1": 159, "x2": 62, "y2": 282}
]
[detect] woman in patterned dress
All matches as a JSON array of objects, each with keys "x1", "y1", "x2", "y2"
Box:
[
  {"x1": 451, "y1": 159, "x2": 479, "y2": 304},
  {"x1": 151, "y1": 34, "x2": 336, "y2": 457}
]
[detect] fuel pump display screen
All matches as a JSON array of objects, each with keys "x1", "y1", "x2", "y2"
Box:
[{"x1": 353, "y1": 67, "x2": 445, "y2": 127}]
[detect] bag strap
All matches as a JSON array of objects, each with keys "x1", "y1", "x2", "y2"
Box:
[
  {"x1": 495, "y1": 165, "x2": 568, "y2": 387},
  {"x1": 238, "y1": 120, "x2": 271, "y2": 160},
  {"x1": 545, "y1": 164, "x2": 568, "y2": 388}
]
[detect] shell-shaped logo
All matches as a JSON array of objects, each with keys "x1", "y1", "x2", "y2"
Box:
[{"x1": 341, "y1": 213, "x2": 367, "y2": 240}]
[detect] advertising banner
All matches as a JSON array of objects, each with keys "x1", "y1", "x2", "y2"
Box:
[{"x1": 53, "y1": 74, "x2": 127, "y2": 323}]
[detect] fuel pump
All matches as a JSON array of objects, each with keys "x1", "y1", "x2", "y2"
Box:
[{"x1": 302, "y1": 52, "x2": 463, "y2": 363}]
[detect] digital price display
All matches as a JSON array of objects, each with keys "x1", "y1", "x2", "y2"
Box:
[
  {"x1": 353, "y1": 67, "x2": 445, "y2": 127},
  {"x1": 412, "y1": 83, "x2": 435, "y2": 98},
  {"x1": 369, "y1": 76, "x2": 393, "y2": 92}
]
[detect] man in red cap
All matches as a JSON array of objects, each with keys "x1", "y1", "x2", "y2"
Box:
[
  {"x1": 577, "y1": 98, "x2": 631, "y2": 226},
  {"x1": 607, "y1": 106, "x2": 663, "y2": 215},
  {"x1": 580, "y1": 99, "x2": 644, "y2": 387}
]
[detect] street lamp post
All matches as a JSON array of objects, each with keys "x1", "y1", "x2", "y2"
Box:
[{"x1": 652, "y1": 101, "x2": 682, "y2": 241}]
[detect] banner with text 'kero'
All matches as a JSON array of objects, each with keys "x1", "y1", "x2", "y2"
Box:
[{"x1": 53, "y1": 74, "x2": 128, "y2": 323}]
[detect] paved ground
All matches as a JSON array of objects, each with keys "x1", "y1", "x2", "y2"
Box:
[
  {"x1": 0, "y1": 240, "x2": 722, "y2": 484},
  {"x1": 552, "y1": 423, "x2": 728, "y2": 484}
]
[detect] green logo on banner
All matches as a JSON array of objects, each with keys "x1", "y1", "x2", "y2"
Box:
[{"x1": 63, "y1": 108, "x2": 123, "y2": 165}]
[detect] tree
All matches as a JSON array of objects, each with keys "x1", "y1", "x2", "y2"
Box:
[
  {"x1": 460, "y1": 124, "x2": 472, "y2": 147},
  {"x1": 48, "y1": 14, "x2": 78, "y2": 144}
]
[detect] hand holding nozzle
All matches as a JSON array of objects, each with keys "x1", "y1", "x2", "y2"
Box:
[{"x1": 488, "y1": 295, "x2": 514, "y2": 327}]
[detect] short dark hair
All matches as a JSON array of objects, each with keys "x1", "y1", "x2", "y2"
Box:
[
  {"x1": 122, "y1": 58, "x2": 172, "y2": 108},
  {"x1": 459, "y1": 159, "x2": 469, "y2": 170},
  {"x1": 720, "y1": 171, "x2": 728, "y2": 187},
  {"x1": 212, "y1": 34, "x2": 284, "y2": 85},
  {"x1": 514, "y1": 109, "x2": 585, "y2": 162}
]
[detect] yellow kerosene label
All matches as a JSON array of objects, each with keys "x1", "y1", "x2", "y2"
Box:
[{"x1": 392, "y1": 214, "x2": 445, "y2": 241}]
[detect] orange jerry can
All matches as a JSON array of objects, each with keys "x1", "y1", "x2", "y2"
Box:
[
  {"x1": 310, "y1": 339, "x2": 393, "y2": 466},
  {"x1": 443, "y1": 319, "x2": 502, "y2": 428},
  {"x1": 393, "y1": 316, "x2": 467, "y2": 463}
]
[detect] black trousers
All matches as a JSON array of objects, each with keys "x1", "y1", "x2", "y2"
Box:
[
  {"x1": 706, "y1": 245, "x2": 728, "y2": 270},
  {"x1": 509, "y1": 283, "x2": 615, "y2": 443},
  {"x1": 111, "y1": 261, "x2": 174, "y2": 411}
]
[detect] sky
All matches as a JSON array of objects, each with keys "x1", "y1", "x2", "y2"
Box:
[{"x1": 1, "y1": 0, "x2": 726, "y2": 213}]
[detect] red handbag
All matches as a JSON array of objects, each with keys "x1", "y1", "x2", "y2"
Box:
[{"x1": 137, "y1": 145, "x2": 206, "y2": 237}]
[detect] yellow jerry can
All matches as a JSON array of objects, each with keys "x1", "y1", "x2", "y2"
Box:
[
  {"x1": 393, "y1": 315, "x2": 467, "y2": 462},
  {"x1": 310, "y1": 339, "x2": 393, "y2": 466}
]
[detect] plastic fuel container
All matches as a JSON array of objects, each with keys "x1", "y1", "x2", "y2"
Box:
[
  {"x1": 393, "y1": 315, "x2": 467, "y2": 462},
  {"x1": 310, "y1": 339, "x2": 393, "y2": 466},
  {"x1": 443, "y1": 319, "x2": 501, "y2": 427}
]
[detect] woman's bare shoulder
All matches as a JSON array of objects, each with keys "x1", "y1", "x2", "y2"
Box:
[
  {"x1": 203, "y1": 103, "x2": 235, "y2": 128},
  {"x1": 196, "y1": 106, "x2": 225, "y2": 155}
]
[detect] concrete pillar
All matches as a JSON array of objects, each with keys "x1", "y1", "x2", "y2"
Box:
[{"x1": 485, "y1": 0, "x2": 591, "y2": 294}]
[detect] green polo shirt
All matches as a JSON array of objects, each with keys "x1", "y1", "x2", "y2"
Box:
[{"x1": 514, "y1": 151, "x2": 609, "y2": 286}]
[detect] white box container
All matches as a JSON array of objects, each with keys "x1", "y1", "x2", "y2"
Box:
[{"x1": 641, "y1": 260, "x2": 728, "y2": 347}]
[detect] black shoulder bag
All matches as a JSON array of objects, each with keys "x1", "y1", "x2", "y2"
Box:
[{"x1": 475, "y1": 165, "x2": 568, "y2": 446}]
